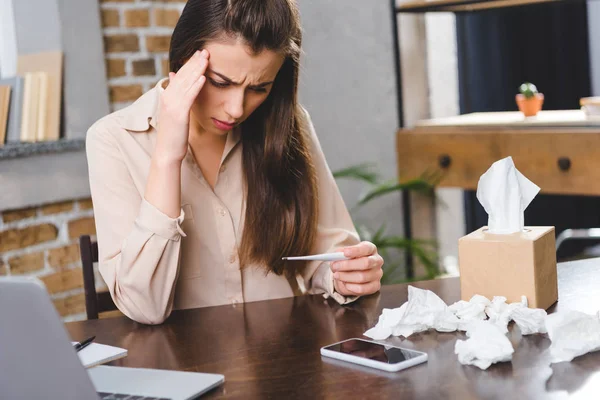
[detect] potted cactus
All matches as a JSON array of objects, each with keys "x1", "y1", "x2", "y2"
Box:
[{"x1": 516, "y1": 82, "x2": 544, "y2": 117}]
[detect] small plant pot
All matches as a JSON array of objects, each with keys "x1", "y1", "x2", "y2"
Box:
[
  {"x1": 516, "y1": 93, "x2": 544, "y2": 117},
  {"x1": 580, "y1": 96, "x2": 600, "y2": 117}
]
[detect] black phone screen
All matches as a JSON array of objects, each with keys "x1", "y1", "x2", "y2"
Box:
[{"x1": 324, "y1": 339, "x2": 423, "y2": 364}]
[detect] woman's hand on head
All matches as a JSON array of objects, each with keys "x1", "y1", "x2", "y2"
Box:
[
  {"x1": 155, "y1": 49, "x2": 209, "y2": 165},
  {"x1": 331, "y1": 241, "x2": 384, "y2": 297}
]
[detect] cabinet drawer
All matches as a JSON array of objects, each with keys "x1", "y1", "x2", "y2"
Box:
[{"x1": 396, "y1": 128, "x2": 600, "y2": 196}]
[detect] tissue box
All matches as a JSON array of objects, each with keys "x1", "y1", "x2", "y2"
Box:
[{"x1": 458, "y1": 226, "x2": 557, "y2": 310}]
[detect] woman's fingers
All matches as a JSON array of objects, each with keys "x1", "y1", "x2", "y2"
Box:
[
  {"x1": 332, "y1": 254, "x2": 383, "y2": 272},
  {"x1": 331, "y1": 242, "x2": 384, "y2": 297},
  {"x1": 155, "y1": 50, "x2": 210, "y2": 162},
  {"x1": 333, "y1": 267, "x2": 383, "y2": 284},
  {"x1": 163, "y1": 50, "x2": 210, "y2": 114},
  {"x1": 185, "y1": 75, "x2": 206, "y2": 103},
  {"x1": 336, "y1": 280, "x2": 381, "y2": 296},
  {"x1": 169, "y1": 50, "x2": 209, "y2": 93},
  {"x1": 337, "y1": 241, "x2": 377, "y2": 259},
  {"x1": 183, "y1": 53, "x2": 209, "y2": 96}
]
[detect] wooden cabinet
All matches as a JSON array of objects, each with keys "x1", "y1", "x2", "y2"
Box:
[{"x1": 397, "y1": 112, "x2": 600, "y2": 196}]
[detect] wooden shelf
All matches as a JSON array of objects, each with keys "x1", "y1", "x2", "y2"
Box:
[
  {"x1": 0, "y1": 138, "x2": 85, "y2": 160},
  {"x1": 0, "y1": 138, "x2": 90, "y2": 210},
  {"x1": 396, "y1": 0, "x2": 577, "y2": 13}
]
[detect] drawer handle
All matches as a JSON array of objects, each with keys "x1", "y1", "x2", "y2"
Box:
[
  {"x1": 438, "y1": 154, "x2": 452, "y2": 169},
  {"x1": 558, "y1": 157, "x2": 571, "y2": 171}
]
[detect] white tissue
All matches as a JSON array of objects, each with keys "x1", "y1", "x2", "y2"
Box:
[
  {"x1": 363, "y1": 286, "x2": 459, "y2": 340},
  {"x1": 455, "y1": 320, "x2": 514, "y2": 370},
  {"x1": 448, "y1": 295, "x2": 490, "y2": 331},
  {"x1": 476, "y1": 156, "x2": 540, "y2": 234},
  {"x1": 364, "y1": 286, "x2": 546, "y2": 341},
  {"x1": 482, "y1": 296, "x2": 547, "y2": 335},
  {"x1": 364, "y1": 286, "x2": 600, "y2": 370},
  {"x1": 545, "y1": 310, "x2": 600, "y2": 363},
  {"x1": 511, "y1": 306, "x2": 548, "y2": 335},
  {"x1": 363, "y1": 286, "x2": 549, "y2": 369}
]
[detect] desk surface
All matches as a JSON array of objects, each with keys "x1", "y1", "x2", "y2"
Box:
[
  {"x1": 67, "y1": 258, "x2": 600, "y2": 399},
  {"x1": 414, "y1": 110, "x2": 600, "y2": 129},
  {"x1": 397, "y1": 0, "x2": 568, "y2": 13}
]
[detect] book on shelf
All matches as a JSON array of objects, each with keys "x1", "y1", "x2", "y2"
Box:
[
  {"x1": 20, "y1": 72, "x2": 37, "y2": 143},
  {"x1": 0, "y1": 76, "x2": 24, "y2": 144},
  {"x1": 19, "y1": 72, "x2": 51, "y2": 143},
  {"x1": 17, "y1": 69, "x2": 53, "y2": 143},
  {"x1": 1, "y1": 69, "x2": 56, "y2": 145},
  {"x1": 17, "y1": 51, "x2": 63, "y2": 142},
  {"x1": 0, "y1": 85, "x2": 11, "y2": 146},
  {"x1": 35, "y1": 72, "x2": 49, "y2": 142}
]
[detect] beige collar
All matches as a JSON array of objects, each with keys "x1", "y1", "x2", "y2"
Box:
[{"x1": 115, "y1": 78, "x2": 164, "y2": 132}]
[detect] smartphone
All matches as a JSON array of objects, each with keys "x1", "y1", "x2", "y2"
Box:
[{"x1": 320, "y1": 338, "x2": 428, "y2": 372}]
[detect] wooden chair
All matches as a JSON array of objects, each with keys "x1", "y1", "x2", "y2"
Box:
[{"x1": 79, "y1": 235, "x2": 118, "y2": 319}]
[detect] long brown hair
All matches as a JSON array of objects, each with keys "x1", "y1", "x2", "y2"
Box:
[{"x1": 169, "y1": 0, "x2": 318, "y2": 278}]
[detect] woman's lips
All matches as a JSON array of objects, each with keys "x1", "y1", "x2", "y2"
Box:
[{"x1": 212, "y1": 118, "x2": 235, "y2": 130}]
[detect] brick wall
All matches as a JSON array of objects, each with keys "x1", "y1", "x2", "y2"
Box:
[
  {"x1": 0, "y1": 199, "x2": 97, "y2": 321},
  {"x1": 101, "y1": 0, "x2": 186, "y2": 111},
  {"x1": 0, "y1": 0, "x2": 186, "y2": 321}
]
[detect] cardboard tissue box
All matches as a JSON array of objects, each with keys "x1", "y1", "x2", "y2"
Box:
[{"x1": 458, "y1": 157, "x2": 558, "y2": 310}]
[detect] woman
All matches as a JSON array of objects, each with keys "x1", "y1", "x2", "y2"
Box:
[{"x1": 87, "y1": 0, "x2": 384, "y2": 325}]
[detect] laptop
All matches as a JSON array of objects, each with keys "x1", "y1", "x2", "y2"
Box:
[{"x1": 0, "y1": 276, "x2": 224, "y2": 400}]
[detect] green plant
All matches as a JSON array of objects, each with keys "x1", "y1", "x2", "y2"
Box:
[
  {"x1": 332, "y1": 163, "x2": 441, "y2": 284},
  {"x1": 518, "y1": 82, "x2": 539, "y2": 99}
]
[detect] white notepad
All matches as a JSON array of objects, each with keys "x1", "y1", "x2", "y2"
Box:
[{"x1": 71, "y1": 342, "x2": 128, "y2": 368}]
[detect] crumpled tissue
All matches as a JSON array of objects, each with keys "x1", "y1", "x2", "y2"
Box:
[
  {"x1": 364, "y1": 286, "x2": 546, "y2": 341},
  {"x1": 485, "y1": 295, "x2": 547, "y2": 335},
  {"x1": 448, "y1": 295, "x2": 490, "y2": 331},
  {"x1": 363, "y1": 286, "x2": 460, "y2": 340},
  {"x1": 476, "y1": 156, "x2": 540, "y2": 234},
  {"x1": 454, "y1": 320, "x2": 514, "y2": 370},
  {"x1": 363, "y1": 286, "x2": 548, "y2": 369},
  {"x1": 545, "y1": 310, "x2": 600, "y2": 363}
]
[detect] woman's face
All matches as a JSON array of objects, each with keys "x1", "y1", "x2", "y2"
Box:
[{"x1": 190, "y1": 38, "x2": 285, "y2": 136}]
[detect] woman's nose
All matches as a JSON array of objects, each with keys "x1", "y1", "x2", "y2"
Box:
[{"x1": 223, "y1": 90, "x2": 245, "y2": 120}]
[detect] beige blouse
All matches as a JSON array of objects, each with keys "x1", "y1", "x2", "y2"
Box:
[{"x1": 86, "y1": 79, "x2": 359, "y2": 324}]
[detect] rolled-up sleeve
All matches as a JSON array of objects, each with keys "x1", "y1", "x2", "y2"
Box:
[
  {"x1": 86, "y1": 124, "x2": 184, "y2": 324},
  {"x1": 298, "y1": 108, "x2": 361, "y2": 304}
]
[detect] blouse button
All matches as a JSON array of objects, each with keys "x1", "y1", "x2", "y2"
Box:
[
  {"x1": 229, "y1": 254, "x2": 236, "y2": 264},
  {"x1": 218, "y1": 208, "x2": 226, "y2": 216},
  {"x1": 220, "y1": 164, "x2": 226, "y2": 173}
]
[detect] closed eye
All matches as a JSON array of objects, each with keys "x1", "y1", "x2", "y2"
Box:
[
  {"x1": 249, "y1": 86, "x2": 268, "y2": 93},
  {"x1": 208, "y1": 77, "x2": 229, "y2": 88}
]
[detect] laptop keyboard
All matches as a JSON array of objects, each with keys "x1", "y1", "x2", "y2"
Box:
[{"x1": 98, "y1": 392, "x2": 171, "y2": 400}]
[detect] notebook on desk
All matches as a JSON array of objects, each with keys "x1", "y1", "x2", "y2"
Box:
[{"x1": 71, "y1": 342, "x2": 128, "y2": 368}]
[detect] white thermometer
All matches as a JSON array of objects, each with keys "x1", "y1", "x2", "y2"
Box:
[{"x1": 282, "y1": 252, "x2": 349, "y2": 262}]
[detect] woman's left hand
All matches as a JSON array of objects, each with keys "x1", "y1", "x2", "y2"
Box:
[{"x1": 331, "y1": 241, "x2": 384, "y2": 296}]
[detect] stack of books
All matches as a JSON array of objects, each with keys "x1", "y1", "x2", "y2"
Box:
[{"x1": 0, "y1": 51, "x2": 62, "y2": 147}]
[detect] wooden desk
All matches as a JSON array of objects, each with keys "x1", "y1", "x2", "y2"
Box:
[
  {"x1": 397, "y1": 0, "x2": 573, "y2": 13},
  {"x1": 66, "y1": 258, "x2": 600, "y2": 399}
]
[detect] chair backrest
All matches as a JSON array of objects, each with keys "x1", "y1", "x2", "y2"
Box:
[{"x1": 79, "y1": 235, "x2": 117, "y2": 319}]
